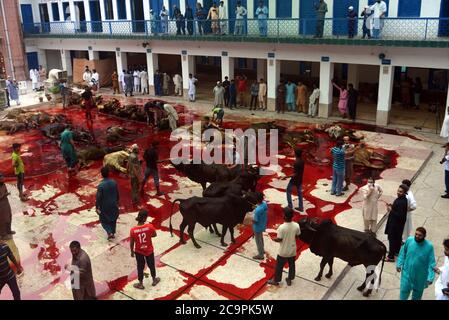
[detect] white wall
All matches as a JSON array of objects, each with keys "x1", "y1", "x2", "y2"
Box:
[{"x1": 45, "y1": 49, "x2": 63, "y2": 70}]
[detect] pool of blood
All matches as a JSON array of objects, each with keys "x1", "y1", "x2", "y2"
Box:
[{"x1": 0, "y1": 98, "x2": 402, "y2": 300}]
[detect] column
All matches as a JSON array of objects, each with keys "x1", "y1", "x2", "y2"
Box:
[
  {"x1": 112, "y1": 0, "x2": 119, "y2": 20},
  {"x1": 221, "y1": 56, "x2": 235, "y2": 82},
  {"x1": 69, "y1": 0, "x2": 77, "y2": 24},
  {"x1": 126, "y1": 0, "x2": 132, "y2": 20},
  {"x1": 144, "y1": 0, "x2": 151, "y2": 20},
  {"x1": 269, "y1": 0, "x2": 276, "y2": 18},
  {"x1": 99, "y1": 0, "x2": 106, "y2": 21},
  {"x1": 163, "y1": 0, "x2": 169, "y2": 11},
  {"x1": 318, "y1": 61, "x2": 334, "y2": 118},
  {"x1": 247, "y1": 0, "x2": 255, "y2": 19},
  {"x1": 257, "y1": 59, "x2": 267, "y2": 81},
  {"x1": 347, "y1": 64, "x2": 359, "y2": 89},
  {"x1": 83, "y1": 0, "x2": 92, "y2": 21},
  {"x1": 147, "y1": 51, "x2": 159, "y2": 95},
  {"x1": 180, "y1": 0, "x2": 186, "y2": 14},
  {"x1": 47, "y1": 3, "x2": 54, "y2": 22},
  {"x1": 37, "y1": 49, "x2": 48, "y2": 70},
  {"x1": 267, "y1": 57, "x2": 280, "y2": 112},
  {"x1": 376, "y1": 65, "x2": 394, "y2": 126},
  {"x1": 182, "y1": 54, "x2": 195, "y2": 98},
  {"x1": 116, "y1": 50, "x2": 127, "y2": 91},
  {"x1": 61, "y1": 49, "x2": 73, "y2": 76},
  {"x1": 31, "y1": 1, "x2": 41, "y2": 23},
  {"x1": 58, "y1": 1, "x2": 65, "y2": 21},
  {"x1": 88, "y1": 49, "x2": 100, "y2": 60}
]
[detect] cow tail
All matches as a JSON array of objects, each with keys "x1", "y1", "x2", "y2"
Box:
[
  {"x1": 170, "y1": 199, "x2": 182, "y2": 237},
  {"x1": 378, "y1": 245, "x2": 387, "y2": 290}
]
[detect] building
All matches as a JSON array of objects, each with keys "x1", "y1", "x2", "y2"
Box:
[
  {"x1": 18, "y1": 0, "x2": 449, "y2": 126},
  {"x1": 0, "y1": 0, "x2": 28, "y2": 80}
]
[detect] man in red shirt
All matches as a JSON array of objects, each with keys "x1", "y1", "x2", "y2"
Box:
[
  {"x1": 237, "y1": 75, "x2": 248, "y2": 108},
  {"x1": 130, "y1": 210, "x2": 160, "y2": 290}
]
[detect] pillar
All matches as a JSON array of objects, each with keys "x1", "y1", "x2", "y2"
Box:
[
  {"x1": 83, "y1": 0, "x2": 92, "y2": 21},
  {"x1": 257, "y1": 59, "x2": 267, "y2": 81},
  {"x1": 61, "y1": 49, "x2": 73, "y2": 76},
  {"x1": 267, "y1": 57, "x2": 280, "y2": 112},
  {"x1": 180, "y1": 0, "x2": 186, "y2": 14},
  {"x1": 347, "y1": 64, "x2": 359, "y2": 89},
  {"x1": 247, "y1": 0, "x2": 255, "y2": 19},
  {"x1": 58, "y1": 1, "x2": 65, "y2": 21},
  {"x1": 446, "y1": 86, "x2": 449, "y2": 107},
  {"x1": 146, "y1": 51, "x2": 159, "y2": 95},
  {"x1": 221, "y1": 56, "x2": 235, "y2": 82},
  {"x1": 125, "y1": 0, "x2": 132, "y2": 20},
  {"x1": 69, "y1": 0, "x2": 77, "y2": 24},
  {"x1": 143, "y1": 0, "x2": 151, "y2": 20},
  {"x1": 99, "y1": 0, "x2": 106, "y2": 21},
  {"x1": 31, "y1": 1, "x2": 41, "y2": 23},
  {"x1": 268, "y1": 0, "x2": 276, "y2": 18},
  {"x1": 182, "y1": 54, "x2": 195, "y2": 98},
  {"x1": 376, "y1": 65, "x2": 394, "y2": 126},
  {"x1": 116, "y1": 49, "x2": 128, "y2": 91},
  {"x1": 88, "y1": 49, "x2": 100, "y2": 60},
  {"x1": 47, "y1": 3, "x2": 54, "y2": 22},
  {"x1": 318, "y1": 61, "x2": 334, "y2": 118},
  {"x1": 112, "y1": 0, "x2": 119, "y2": 20},
  {"x1": 37, "y1": 49, "x2": 48, "y2": 70}
]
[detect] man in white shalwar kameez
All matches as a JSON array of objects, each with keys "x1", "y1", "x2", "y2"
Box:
[
  {"x1": 133, "y1": 70, "x2": 141, "y2": 93},
  {"x1": 188, "y1": 74, "x2": 198, "y2": 102},
  {"x1": 440, "y1": 106, "x2": 449, "y2": 142},
  {"x1": 30, "y1": 69, "x2": 38, "y2": 91},
  {"x1": 361, "y1": 177, "x2": 383, "y2": 233},
  {"x1": 119, "y1": 70, "x2": 126, "y2": 93},
  {"x1": 402, "y1": 179, "x2": 417, "y2": 242},
  {"x1": 163, "y1": 104, "x2": 179, "y2": 131},
  {"x1": 140, "y1": 69, "x2": 148, "y2": 94},
  {"x1": 435, "y1": 239, "x2": 449, "y2": 300},
  {"x1": 173, "y1": 74, "x2": 183, "y2": 96}
]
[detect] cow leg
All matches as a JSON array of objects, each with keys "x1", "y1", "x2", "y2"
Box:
[
  {"x1": 208, "y1": 226, "x2": 214, "y2": 234},
  {"x1": 357, "y1": 273, "x2": 368, "y2": 292},
  {"x1": 325, "y1": 257, "x2": 334, "y2": 279},
  {"x1": 188, "y1": 224, "x2": 201, "y2": 249},
  {"x1": 201, "y1": 182, "x2": 207, "y2": 191},
  {"x1": 179, "y1": 219, "x2": 188, "y2": 244},
  {"x1": 229, "y1": 227, "x2": 236, "y2": 244},
  {"x1": 220, "y1": 226, "x2": 228, "y2": 247},
  {"x1": 363, "y1": 269, "x2": 376, "y2": 297},
  {"x1": 314, "y1": 257, "x2": 327, "y2": 281},
  {"x1": 211, "y1": 224, "x2": 221, "y2": 237}
]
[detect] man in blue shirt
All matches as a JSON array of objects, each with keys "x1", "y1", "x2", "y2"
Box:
[
  {"x1": 252, "y1": 192, "x2": 268, "y2": 260},
  {"x1": 196, "y1": 3, "x2": 207, "y2": 35},
  {"x1": 96, "y1": 167, "x2": 120, "y2": 240},
  {"x1": 331, "y1": 140, "x2": 346, "y2": 196},
  {"x1": 255, "y1": 1, "x2": 268, "y2": 37}
]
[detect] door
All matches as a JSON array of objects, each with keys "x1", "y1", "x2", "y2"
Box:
[
  {"x1": 27, "y1": 52, "x2": 39, "y2": 71},
  {"x1": 299, "y1": 0, "x2": 315, "y2": 35},
  {"x1": 439, "y1": 0, "x2": 449, "y2": 36},
  {"x1": 89, "y1": 0, "x2": 103, "y2": 32},
  {"x1": 169, "y1": 0, "x2": 180, "y2": 19},
  {"x1": 398, "y1": 0, "x2": 421, "y2": 17},
  {"x1": 21, "y1": 4, "x2": 35, "y2": 34},
  {"x1": 228, "y1": 0, "x2": 247, "y2": 34},
  {"x1": 276, "y1": 0, "x2": 290, "y2": 18},
  {"x1": 74, "y1": 1, "x2": 87, "y2": 32},
  {"x1": 52, "y1": 3, "x2": 60, "y2": 21},
  {"x1": 131, "y1": 0, "x2": 144, "y2": 32},
  {"x1": 39, "y1": 3, "x2": 50, "y2": 33},
  {"x1": 117, "y1": 0, "x2": 127, "y2": 19},
  {"x1": 332, "y1": 0, "x2": 359, "y2": 35}
]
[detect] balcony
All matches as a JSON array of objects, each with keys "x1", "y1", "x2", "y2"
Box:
[{"x1": 22, "y1": 17, "x2": 449, "y2": 48}]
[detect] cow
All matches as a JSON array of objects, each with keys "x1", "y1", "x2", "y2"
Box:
[
  {"x1": 171, "y1": 161, "x2": 259, "y2": 191},
  {"x1": 170, "y1": 186, "x2": 258, "y2": 249},
  {"x1": 298, "y1": 218, "x2": 386, "y2": 297}
]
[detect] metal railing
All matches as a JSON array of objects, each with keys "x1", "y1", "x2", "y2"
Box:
[{"x1": 22, "y1": 17, "x2": 449, "y2": 41}]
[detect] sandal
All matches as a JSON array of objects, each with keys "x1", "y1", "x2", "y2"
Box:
[
  {"x1": 152, "y1": 277, "x2": 161, "y2": 287},
  {"x1": 133, "y1": 283, "x2": 145, "y2": 290},
  {"x1": 385, "y1": 257, "x2": 395, "y2": 263}
]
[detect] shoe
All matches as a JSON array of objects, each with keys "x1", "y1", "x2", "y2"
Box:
[
  {"x1": 267, "y1": 279, "x2": 280, "y2": 286},
  {"x1": 441, "y1": 194, "x2": 449, "y2": 199},
  {"x1": 156, "y1": 191, "x2": 165, "y2": 196},
  {"x1": 286, "y1": 278, "x2": 292, "y2": 286},
  {"x1": 294, "y1": 207, "x2": 303, "y2": 212},
  {"x1": 133, "y1": 283, "x2": 145, "y2": 290},
  {"x1": 336, "y1": 193, "x2": 345, "y2": 197},
  {"x1": 252, "y1": 255, "x2": 264, "y2": 260},
  {"x1": 8, "y1": 231, "x2": 16, "y2": 235},
  {"x1": 342, "y1": 186, "x2": 349, "y2": 191},
  {"x1": 152, "y1": 277, "x2": 161, "y2": 286}
]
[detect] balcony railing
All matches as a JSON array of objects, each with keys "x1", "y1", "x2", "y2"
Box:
[{"x1": 22, "y1": 17, "x2": 449, "y2": 43}]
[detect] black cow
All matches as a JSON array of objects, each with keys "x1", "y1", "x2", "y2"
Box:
[
  {"x1": 298, "y1": 218, "x2": 386, "y2": 297},
  {"x1": 172, "y1": 161, "x2": 259, "y2": 191},
  {"x1": 170, "y1": 187, "x2": 258, "y2": 249}
]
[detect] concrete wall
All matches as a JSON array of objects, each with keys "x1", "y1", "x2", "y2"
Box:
[{"x1": 45, "y1": 49, "x2": 62, "y2": 70}]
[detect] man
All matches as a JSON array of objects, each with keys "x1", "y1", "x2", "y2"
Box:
[
  {"x1": 111, "y1": 70, "x2": 120, "y2": 94},
  {"x1": 30, "y1": 68, "x2": 38, "y2": 91},
  {"x1": 296, "y1": 82, "x2": 308, "y2": 114},
  {"x1": 223, "y1": 76, "x2": 231, "y2": 107},
  {"x1": 308, "y1": 84, "x2": 320, "y2": 118},
  {"x1": 160, "y1": 6, "x2": 169, "y2": 34},
  {"x1": 385, "y1": 184, "x2": 409, "y2": 262},
  {"x1": 149, "y1": 9, "x2": 157, "y2": 35},
  {"x1": 163, "y1": 103, "x2": 179, "y2": 132},
  {"x1": 249, "y1": 81, "x2": 259, "y2": 111},
  {"x1": 285, "y1": 81, "x2": 297, "y2": 112},
  {"x1": 370, "y1": 0, "x2": 387, "y2": 39},
  {"x1": 142, "y1": 141, "x2": 165, "y2": 196},
  {"x1": 133, "y1": 69, "x2": 141, "y2": 93},
  {"x1": 60, "y1": 127, "x2": 79, "y2": 175},
  {"x1": 59, "y1": 79, "x2": 70, "y2": 109},
  {"x1": 119, "y1": 69, "x2": 126, "y2": 93},
  {"x1": 397, "y1": 227, "x2": 436, "y2": 300},
  {"x1": 130, "y1": 210, "x2": 160, "y2": 289},
  {"x1": 219, "y1": 1, "x2": 228, "y2": 35},
  {"x1": 82, "y1": 67, "x2": 92, "y2": 86},
  {"x1": 173, "y1": 73, "x2": 183, "y2": 96},
  {"x1": 188, "y1": 74, "x2": 198, "y2": 102},
  {"x1": 234, "y1": 1, "x2": 247, "y2": 35},
  {"x1": 91, "y1": 69, "x2": 99, "y2": 92},
  {"x1": 68, "y1": 241, "x2": 96, "y2": 300},
  {"x1": 196, "y1": 3, "x2": 207, "y2": 35},
  {"x1": 361, "y1": 177, "x2": 383, "y2": 233},
  {"x1": 258, "y1": 78, "x2": 267, "y2": 110},
  {"x1": 38, "y1": 65, "x2": 47, "y2": 83},
  {"x1": 276, "y1": 80, "x2": 286, "y2": 114},
  {"x1": 96, "y1": 167, "x2": 120, "y2": 240},
  {"x1": 6, "y1": 78, "x2": 20, "y2": 106},
  {"x1": 207, "y1": 3, "x2": 219, "y2": 35},
  {"x1": 361, "y1": 5, "x2": 373, "y2": 39},
  {"x1": 402, "y1": 179, "x2": 417, "y2": 242},
  {"x1": 124, "y1": 71, "x2": 134, "y2": 97},
  {"x1": 213, "y1": 81, "x2": 225, "y2": 108},
  {"x1": 176, "y1": 12, "x2": 186, "y2": 35},
  {"x1": 331, "y1": 140, "x2": 346, "y2": 197},
  {"x1": 81, "y1": 87, "x2": 94, "y2": 123},
  {"x1": 0, "y1": 240, "x2": 22, "y2": 300},
  {"x1": 342, "y1": 136, "x2": 355, "y2": 191},
  {"x1": 267, "y1": 207, "x2": 300, "y2": 286},
  {"x1": 435, "y1": 239, "x2": 449, "y2": 300},
  {"x1": 347, "y1": 6, "x2": 357, "y2": 38},
  {"x1": 314, "y1": 0, "x2": 328, "y2": 38},
  {"x1": 255, "y1": 1, "x2": 268, "y2": 37},
  {"x1": 185, "y1": 4, "x2": 194, "y2": 35},
  {"x1": 441, "y1": 142, "x2": 449, "y2": 199},
  {"x1": 212, "y1": 105, "x2": 225, "y2": 126},
  {"x1": 347, "y1": 83, "x2": 358, "y2": 121},
  {"x1": 11, "y1": 143, "x2": 27, "y2": 201},
  {"x1": 237, "y1": 75, "x2": 248, "y2": 108},
  {"x1": 154, "y1": 70, "x2": 162, "y2": 96},
  {"x1": 163, "y1": 73, "x2": 171, "y2": 95},
  {"x1": 285, "y1": 148, "x2": 305, "y2": 212},
  {"x1": 229, "y1": 79, "x2": 237, "y2": 109},
  {"x1": 252, "y1": 192, "x2": 267, "y2": 260},
  {"x1": 0, "y1": 173, "x2": 14, "y2": 239},
  {"x1": 127, "y1": 144, "x2": 142, "y2": 205},
  {"x1": 140, "y1": 68, "x2": 149, "y2": 94},
  {"x1": 172, "y1": 4, "x2": 181, "y2": 20}
]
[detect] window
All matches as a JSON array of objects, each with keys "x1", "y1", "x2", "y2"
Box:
[
  {"x1": 104, "y1": 0, "x2": 114, "y2": 19},
  {"x1": 51, "y1": 3, "x2": 60, "y2": 21},
  {"x1": 117, "y1": 0, "x2": 127, "y2": 19}
]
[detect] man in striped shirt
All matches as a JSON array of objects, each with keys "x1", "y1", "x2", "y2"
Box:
[
  {"x1": 331, "y1": 140, "x2": 346, "y2": 196},
  {"x1": 0, "y1": 240, "x2": 22, "y2": 300}
]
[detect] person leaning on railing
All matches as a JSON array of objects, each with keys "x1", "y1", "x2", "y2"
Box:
[
  {"x1": 255, "y1": 1, "x2": 269, "y2": 37},
  {"x1": 185, "y1": 4, "x2": 194, "y2": 35},
  {"x1": 196, "y1": 3, "x2": 207, "y2": 35},
  {"x1": 234, "y1": 1, "x2": 248, "y2": 36},
  {"x1": 314, "y1": 0, "x2": 328, "y2": 38}
]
